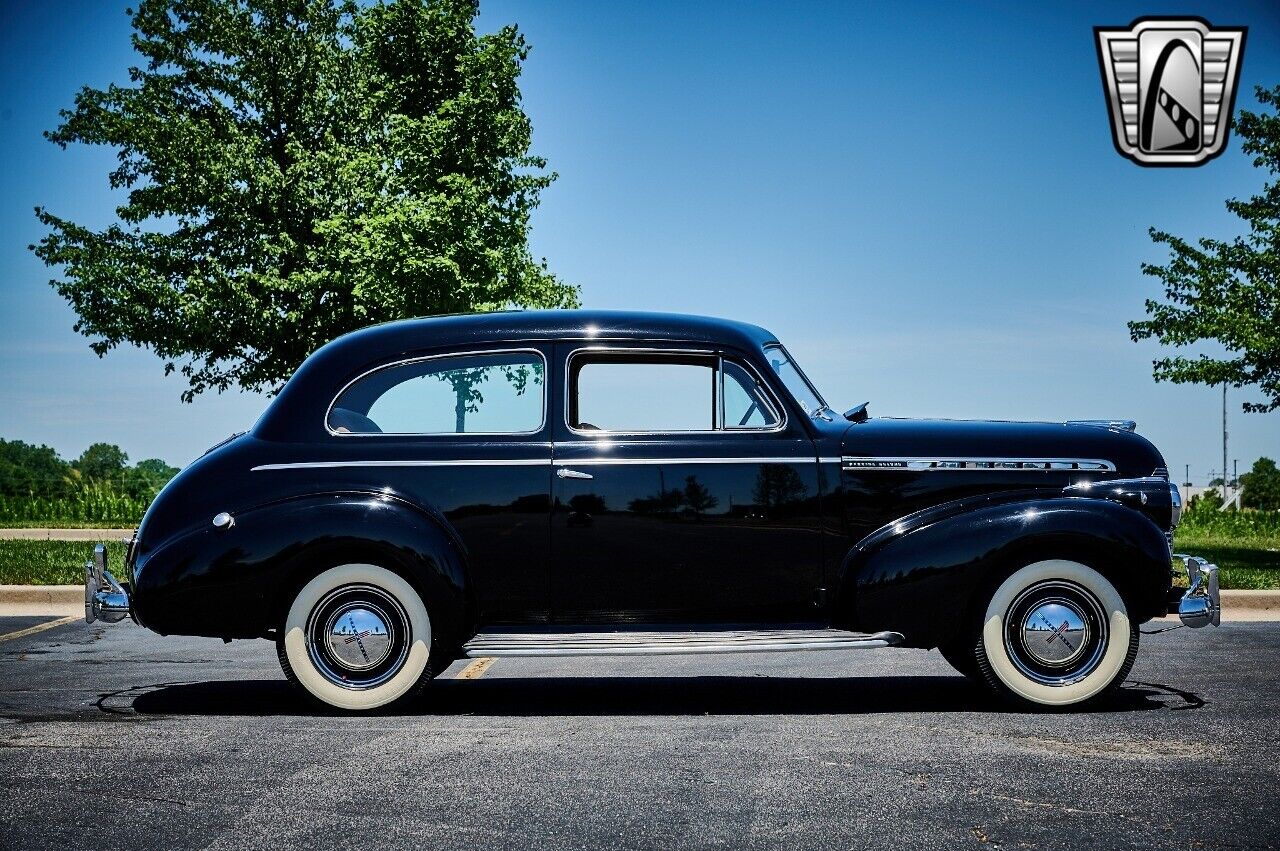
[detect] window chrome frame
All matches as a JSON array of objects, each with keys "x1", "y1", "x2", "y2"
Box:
[
  {"x1": 719, "y1": 356, "x2": 783, "y2": 431},
  {"x1": 762, "y1": 342, "x2": 828, "y2": 418},
  {"x1": 563, "y1": 345, "x2": 788, "y2": 437},
  {"x1": 324, "y1": 347, "x2": 549, "y2": 438}
]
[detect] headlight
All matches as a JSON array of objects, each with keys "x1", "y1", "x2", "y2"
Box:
[{"x1": 1169, "y1": 482, "x2": 1183, "y2": 528}]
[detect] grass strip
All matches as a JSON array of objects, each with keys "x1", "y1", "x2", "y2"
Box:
[{"x1": 0, "y1": 540, "x2": 128, "y2": 585}]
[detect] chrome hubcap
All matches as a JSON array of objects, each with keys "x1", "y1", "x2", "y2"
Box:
[
  {"x1": 1003, "y1": 580, "x2": 1108, "y2": 686},
  {"x1": 306, "y1": 584, "x2": 411, "y2": 691},
  {"x1": 1019, "y1": 600, "x2": 1090, "y2": 667},
  {"x1": 324, "y1": 605, "x2": 393, "y2": 671}
]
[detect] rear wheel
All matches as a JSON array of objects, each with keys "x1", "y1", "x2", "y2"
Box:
[
  {"x1": 973, "y1": 559, "x2": 1138, "y2": 709},
  {"x1": 278, "y1": 563, "x2": 435, "y2": 711}
]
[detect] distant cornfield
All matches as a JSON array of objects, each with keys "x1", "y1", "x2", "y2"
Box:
[
  {"x1": 0, "y1": 481, "x2": 150, "y2": 525},
  {"x1": 1179, "y1": 500, "x2": 1280, "y2": 541}
]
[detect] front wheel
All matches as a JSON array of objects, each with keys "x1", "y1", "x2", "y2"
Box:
[
  {"x1": 278, "y1": 563, "x2": 434, "y2": 711},
  {"x1": 973, "y1": 559, "x2": 1138, "y2": 708}
]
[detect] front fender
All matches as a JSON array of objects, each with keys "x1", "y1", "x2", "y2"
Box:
[
  {"x1": 132, "y1": 491, "x2": 470, "y2": 645},
  {"x1": 832, "y1": 497, "x2": 1171, "y2": 647}
]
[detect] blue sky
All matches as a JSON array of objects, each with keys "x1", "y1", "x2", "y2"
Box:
[{"x1": 1, "y1": 0, "x2": 1277, "y2": 482}]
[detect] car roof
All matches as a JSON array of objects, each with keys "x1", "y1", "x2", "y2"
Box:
[
  {"x1": 337, "y1": 309, "x2": 776, "y2": 349},
  {"x1": 253, "y1": 310, "x2": 782, "y2": 441}
]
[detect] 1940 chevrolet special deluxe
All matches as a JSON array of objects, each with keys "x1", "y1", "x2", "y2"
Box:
[{"x1": 85, "y1": 310, "x2": 1220, "y2": 711}]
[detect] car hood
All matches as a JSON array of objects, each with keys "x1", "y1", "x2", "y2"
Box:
[{"x1": 839, "y1": 418, "x2": 1165, "y2": 479}]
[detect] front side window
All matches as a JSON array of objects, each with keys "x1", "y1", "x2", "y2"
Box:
[
  {"x1": 569, "y1": 352, "x2": 780, "y2": 433},
  {"x1": 329, "y1": 351, "x2": 544, "y2": 435},
  {"x1": 764, "y1": 344, "x2": 826, "y2": 418}
]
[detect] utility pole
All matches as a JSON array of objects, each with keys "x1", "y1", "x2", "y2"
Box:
[
  {"x1": 1222, "y1": 383, "x2": 1229, "y2": 505},
  {"x1": 1185, "y1": 464, "x2": 1190, "y2": 488}
]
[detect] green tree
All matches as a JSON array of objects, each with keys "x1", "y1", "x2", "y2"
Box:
[
  {"x1": 135, "y1": 458, "x2": 180, "y2": 481},
  {"x1": 33, "y1": 0, "x2": 578, "y2": 402},
  {"x1": 1128, "y1": 85, "x2": 1280, "y2": 412},
  {"x1": 0, "y1": 439, "x2": 71, "y2": 498},
  {"x1": 1241, "y1": 457, "x2": 1280, "y2": 510},
  {"x1": 122, "y1": 457, "x2": 182, "y2": 499},
  {"x1": 74, "y1": 443, "x2": 129, "y2": 481}
]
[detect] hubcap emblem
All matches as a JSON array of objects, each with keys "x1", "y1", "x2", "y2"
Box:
[
  {"x1": 325, "y1": 606, "x2": 393, "y2": 671},
  {"x1": 1020, "y1": 601, "x2": 1089, "y2": 666}
]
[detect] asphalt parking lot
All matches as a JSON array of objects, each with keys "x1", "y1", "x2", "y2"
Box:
[{"x1": 0, "y1": 617, "x2": 1277, "y2": 851}]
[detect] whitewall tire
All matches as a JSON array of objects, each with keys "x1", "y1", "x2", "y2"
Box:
[
  {"x1": 279, "y1": 563, "x2": 432, "y2": 711},
  {"x1": 975, "y1": 559, "x2": 1138, "y2": 708}
]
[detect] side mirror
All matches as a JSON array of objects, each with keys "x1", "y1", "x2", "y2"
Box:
[{"x1": 844, "y1": 402, "x2": 870, "y2": 423}]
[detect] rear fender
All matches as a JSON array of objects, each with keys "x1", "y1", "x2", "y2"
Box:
[
  {"x1": 131, "y1": 491, "x2": 470, "y2": 645},
  {"x1": 832, "y1": 497, "x2": 1171, "y2": 648}
]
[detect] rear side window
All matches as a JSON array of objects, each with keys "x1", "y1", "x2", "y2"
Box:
[{"x1": 329, "y1": 351, "x2": 545, "y2": 435}]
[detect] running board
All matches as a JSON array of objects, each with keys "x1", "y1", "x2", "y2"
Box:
[{"x1": 462, "y1": 627, "x2": 904, "y2": 658}]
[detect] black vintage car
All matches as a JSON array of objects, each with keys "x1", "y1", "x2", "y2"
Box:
[{"x1": 86, "y1": 310, "x2": 1220, "y2": 711}]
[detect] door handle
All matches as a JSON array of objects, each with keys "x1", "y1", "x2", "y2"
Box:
[{"x1": 556, "y1": 467, "x2": 593, "y2": 480}]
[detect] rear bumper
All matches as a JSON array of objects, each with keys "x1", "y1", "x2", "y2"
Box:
[
  {"x1": 85, "y1": 543, "x2": 130, "y2": 624},
  {"x1": 1171, "y1": 553, "x2": 1221, "y2": 628}
]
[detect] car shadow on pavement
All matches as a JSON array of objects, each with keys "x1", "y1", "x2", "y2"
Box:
[{"x1": 127, "y1": 675, "x2": 1203, "y2": 717}]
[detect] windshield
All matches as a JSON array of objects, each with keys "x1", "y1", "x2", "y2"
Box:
[{"x1": 763, "y1": 344, "x2": 827, "y2": 417}]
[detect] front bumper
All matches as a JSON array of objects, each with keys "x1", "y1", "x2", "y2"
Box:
[
  {"x1": 1171, "y1": 553, "x2": 1221, "y2": 628},
  {"x1": 85, "y1": 543, "x2": 130, "y2": 624}
]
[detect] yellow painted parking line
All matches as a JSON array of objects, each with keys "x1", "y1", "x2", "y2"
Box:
[
  {"x1": 0, "y1": 615, "x2": 79, "y2": 644},
  {"x1": 457, "y1": 657, "x2": 496, "y2": 680}
]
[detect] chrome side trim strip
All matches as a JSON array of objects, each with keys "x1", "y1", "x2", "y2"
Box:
[
  {"x1": 841, "y1": 456, "x2": 1117, "y2": 472},
  {"x1": 252, "y1": 459, "x2": 553, "y2": 471},
  {"x1": 253, "y1": 456, "x2": 823, "y2": 472},
  {"x1": 552, "y1": 456, "x2": 815, "y2": 467}
]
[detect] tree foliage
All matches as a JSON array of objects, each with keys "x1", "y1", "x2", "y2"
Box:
[
  {"x1": 0, "y1": 440, "x2": 72, "y2": 499},
  {"x1": 73, "y1": 443, "x2": 129, "y2": 481},
  {"x1": 0, "y1": 438, "x2": 178, "y2": 501},
  {"x1": 1241, "y1": 457, "x2": 1280, "y2": 510},
  {"x1": 33, "y1": 0, "x2": 577, "y2": 402},
  {"x1": 1129, "y1": 85, "x2": 1280, "y2": 413}
]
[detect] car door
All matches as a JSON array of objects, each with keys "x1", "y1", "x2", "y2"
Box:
[
  {"x1": 327, "y1": 344, "x2": 555, "y2": 623},
  {"x1": 549, "y1": 343, "x2": 824, "y2": 624}
]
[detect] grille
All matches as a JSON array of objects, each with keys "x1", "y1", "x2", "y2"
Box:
[{"x1": 1152, "y1": 466, "x2": 1170, "y2": 479}]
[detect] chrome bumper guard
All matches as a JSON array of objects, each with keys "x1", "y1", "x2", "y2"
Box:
[
  {"x1": 85, "y1": 543, "x2": 130, "y2": 624},
  {"x1": 1171, "y1": 553, "x2": 1221, "y2": 628}
]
